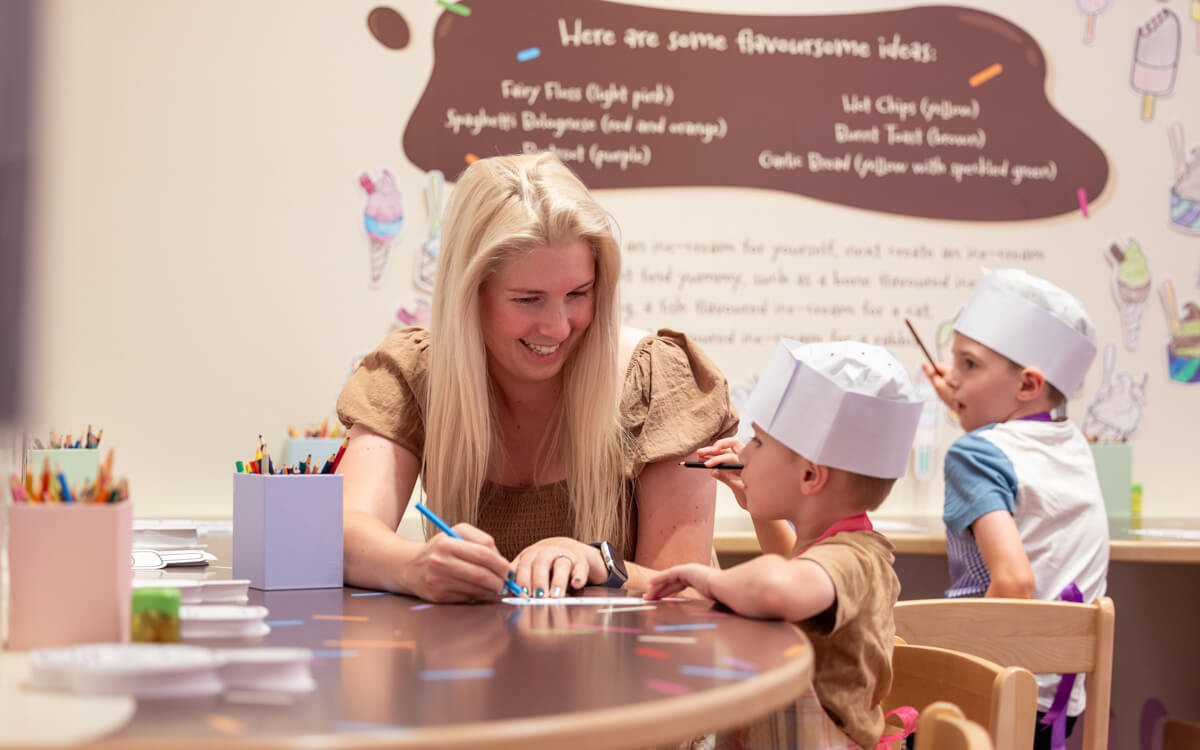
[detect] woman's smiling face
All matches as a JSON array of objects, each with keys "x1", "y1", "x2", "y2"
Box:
[{"x1": 479, "y1": 240, "x2": 596, "y2": 385}]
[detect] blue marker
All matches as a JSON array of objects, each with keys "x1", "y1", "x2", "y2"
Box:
[
  {"x1": 517, "y1": 47, "x2": 540, "y2": 62},
  {"x1": 415, "y1": 503, "x2": 524, "y2": 597}
]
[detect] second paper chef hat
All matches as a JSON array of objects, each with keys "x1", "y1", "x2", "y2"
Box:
[
  {"x1": 743, "y1": 340, "x2": 923, "y2": 479},
  {"x1": 954, "y1": 269, "x2": 1097, "y2": 396}
]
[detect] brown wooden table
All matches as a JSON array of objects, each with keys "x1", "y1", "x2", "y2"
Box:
[
  {"x1": 5, "y1": 532, "x2": 814, "y2": 750},
  {"x1": 717, "y1": 516, "x2": 1200, "y2": 564}
]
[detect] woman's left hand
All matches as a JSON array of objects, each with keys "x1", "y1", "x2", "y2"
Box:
[{"x1": 512, "y1": 537, "x2": 603, "y2": 598}]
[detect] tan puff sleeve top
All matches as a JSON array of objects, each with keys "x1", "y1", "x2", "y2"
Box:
[{"x1": 336, "y1": 327, "x2": 739, "y2": 560}]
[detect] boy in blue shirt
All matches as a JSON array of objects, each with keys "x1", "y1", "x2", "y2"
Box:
[{"x1": 922, "y1": 269, "x2": 1109, "y2": 749}]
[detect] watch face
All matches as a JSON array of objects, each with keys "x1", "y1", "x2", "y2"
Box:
[{"x1": 603, "y1": 542, "x2": 628, "y2": 581}]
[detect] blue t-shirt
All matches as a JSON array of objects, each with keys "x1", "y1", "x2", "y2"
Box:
[{"x1": 943, "y1": 426, "x2": 1017, "y2": 598}]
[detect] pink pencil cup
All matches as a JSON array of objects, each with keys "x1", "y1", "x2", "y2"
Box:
[{"x1": 6, "y1": 500, "x2": 133, "y2": 649}]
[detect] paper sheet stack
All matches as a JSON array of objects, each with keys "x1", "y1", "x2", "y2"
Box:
[{"x1": 28, "y1": 644, "x2": 315, "y2": 698}]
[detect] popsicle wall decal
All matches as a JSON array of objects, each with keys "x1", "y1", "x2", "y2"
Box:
[
  {"x1": 1077, "y1": 0, "x2": 1109, "y2": 44},
  {"x1": 1131, "y1": 9, "x2": 1181, "y2": 122}
]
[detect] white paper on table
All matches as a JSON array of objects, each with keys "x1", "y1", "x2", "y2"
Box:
[
  {"x1": 502, "y1": 596, "x2": 680, "y2": 606},
  {"x1": 132, "y1": 521, "x2": 199, "y2": 550},
  {"x1": 131, "y1": 550, "x2": 167, "y2": 570},
  {"x1": 1126, "y1": 528, "x2": 1200, "y2": 541}
]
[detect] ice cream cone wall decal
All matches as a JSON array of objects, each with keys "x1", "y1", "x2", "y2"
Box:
[
  {"x1": 1077, "y1": 0, "x2": 1109, "y2": 44},
  {"x1": 1107, "y1": 239, "x2": 1153, "y2": 351},
  {"x1": 912, "y1": 369, "x2": 942, "y2": 481},
  {"x1": 1131, "y1": 9, "x2": 1180, "y2": 121},
  {"x1": 415, "y1": 170, "x2": 444, "y2": 294},
  {"x1": 359, "y1": 169, "x2": 405, "y2": 289},
  {"x1": 1168, "y1": 122, "x2": 1200, "y2": 234},
  {"x1": 1083, "y1": 343, "x2": 1148, "y2": 442},
  {"x1": 1161, "y1": 280, "x2": 1200, "y2": 384},
  {"x1": 1193, "y1": 0, "x2": 1200, "y2": 50}
]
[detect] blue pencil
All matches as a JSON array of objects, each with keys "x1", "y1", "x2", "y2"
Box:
[
  {"x1": 56, "y1": 472, "x2": 74, "y2": 503},
  {"x1": 415, "y1": 503, "x2": 525, "y2": 598}
]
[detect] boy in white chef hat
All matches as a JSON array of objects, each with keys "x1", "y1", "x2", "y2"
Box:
[
  {"x1": 920, "y1": 269, "x2": 1108, "y2": 748},
  {"x1": 647, "y1": 339, "x2": 923, "y2": 750}
]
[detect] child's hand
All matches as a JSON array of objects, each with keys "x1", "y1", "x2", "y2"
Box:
[
  {"x1": 921, "y1": 361, "x2": 957, "y2": 414},
  {"x1": 644, "y1": 563, "x2": 718, "y2": 601},
  {"x1": 697, "y1": 438, "x2": 748, "y2": 510}
]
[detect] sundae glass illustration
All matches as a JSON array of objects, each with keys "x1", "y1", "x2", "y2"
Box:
[
  {"x1": 393, "y1": 297, "x2": 432, "y2": 330},
  {"x1": 1169, "y1": 122, "x2": 1200, "y2": 234},
  {"x1": 1162, "y1": 281, "x2": 1200, "y2": 383},
  {"x1": 1083, "y1": 343, "x2": 1148, "y2": 442}
]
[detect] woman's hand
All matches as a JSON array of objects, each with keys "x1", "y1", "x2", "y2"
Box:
[
  {"x1": 405, "y1": 523, "x2": 515, "y2": 603},
  {"x1": 697, "y1": 438, "x2": 748, "y2": 510},
  {"x1": 644, "y1": 563, "x2": 718, "y2": 601},
  {"x1": 512, "y1": 537, "x2": 604, "y2": 598}
]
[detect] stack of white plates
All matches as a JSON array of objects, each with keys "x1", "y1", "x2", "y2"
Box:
[
  {"x1": 214, "y1": 649, "x2": 315, "y2": 693},
  {"x1": 200, "y1": 579, "x2": 250, "y2": 604},
  {"x1": 131, "y1": 578, "x2": 251, "y2": 605},
  {"x1": 28, "y1": 644, "x2": 224, "y2": 699},
  {"x1": 131, "y1": 578, "x2": 204, "y2": 604},
  {"x1": 180, "y1": 606, "x2": 270, "y2": 640},
  {"x1": 27, "y1": 645, "x2": 317, "y2": 698}
]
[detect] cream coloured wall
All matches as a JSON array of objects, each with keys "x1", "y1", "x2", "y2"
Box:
[{"x1": 23, "y1": 0, "x2": 1200, "y2": 521}]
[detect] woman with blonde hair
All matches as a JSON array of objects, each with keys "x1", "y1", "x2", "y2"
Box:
[{"x1": 336, "y1": 152, "x2": 737, "y2": 602}]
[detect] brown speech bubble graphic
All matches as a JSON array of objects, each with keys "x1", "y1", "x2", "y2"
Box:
[
  {"x1": 403, "y1": 1, "x2": 1109, "y2": 222},
  {"x1": 368, "y1": 6, "x2": 410, "y2": 50}
]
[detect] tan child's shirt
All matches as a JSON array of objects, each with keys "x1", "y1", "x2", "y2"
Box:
[{"x1": 798, "y1": 529, "x2": 900, "y2": 749}]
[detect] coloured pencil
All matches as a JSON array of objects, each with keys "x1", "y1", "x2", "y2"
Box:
[
  {"x1": 327, "y1": 438, "x2": 348, "y2": 474},
  {"x1": 904, "y1": 318, "x2": 943, "y2": 376},
  {"x1": 414, "y1": 502, "x2": 526, "y2": 598},
  {"x1": 679, "y1": 461, "x2": 744, "y2": 470}
]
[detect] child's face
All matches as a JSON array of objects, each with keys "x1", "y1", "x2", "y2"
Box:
[
  {"x1": 944, "y1": 333, "x2": 1025, "y2": 431},
  {"x1": 740, "y1": 423, "x2": 807, "y2": 520}
]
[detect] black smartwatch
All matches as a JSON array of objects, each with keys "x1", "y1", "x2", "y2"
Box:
[{"x1": 588, "y1": 541, "x2": 628, "y2": 588}]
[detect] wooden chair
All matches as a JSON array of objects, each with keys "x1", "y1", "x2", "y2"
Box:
[
  {"x1": 1164, "y1": 718, "x2": 1200, "y2": 750},
  {"x1": 914, "y1": 701, "x2": 994, "y2": 750},
  {"x1": 894, "y1": 597, "x2": 1115, "y2": 750},
  {"x1": 884, "y1": 643, "x2": 1037, "y2": 750}
]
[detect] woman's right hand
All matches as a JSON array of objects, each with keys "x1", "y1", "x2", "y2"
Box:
[
  {"x1": 696, "y1": 437, "x2": 748, "y2": 510},
  {"x1": 405, "y1": 523, "x2": 515, "y2": 603}
]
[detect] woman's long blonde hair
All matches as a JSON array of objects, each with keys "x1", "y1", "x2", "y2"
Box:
[{"x1": 423, "y1": 152, "x2": 627, "y2": 547}]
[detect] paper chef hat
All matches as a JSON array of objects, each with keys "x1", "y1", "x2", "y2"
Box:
[
  {"x1": 954, "y1": 269, "x2": 1098, "y2": 396},
  {"x1": 743, "y1": 340, "x2": 923, "y2": 479}
]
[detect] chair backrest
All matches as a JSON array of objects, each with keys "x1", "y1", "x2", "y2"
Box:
[
  {"x1": 884, "y1": 643, "x2": 1037, "y2": 750},
  {"x1": 1163, "y1": 718, "x2": 1200, "y2": 750},
  {"x1": 915, "y1": 701, "x2": 994, "y2": 750},
  {"x1": 894, "y1": 597, "x2": 1115, "y2": 750}
]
